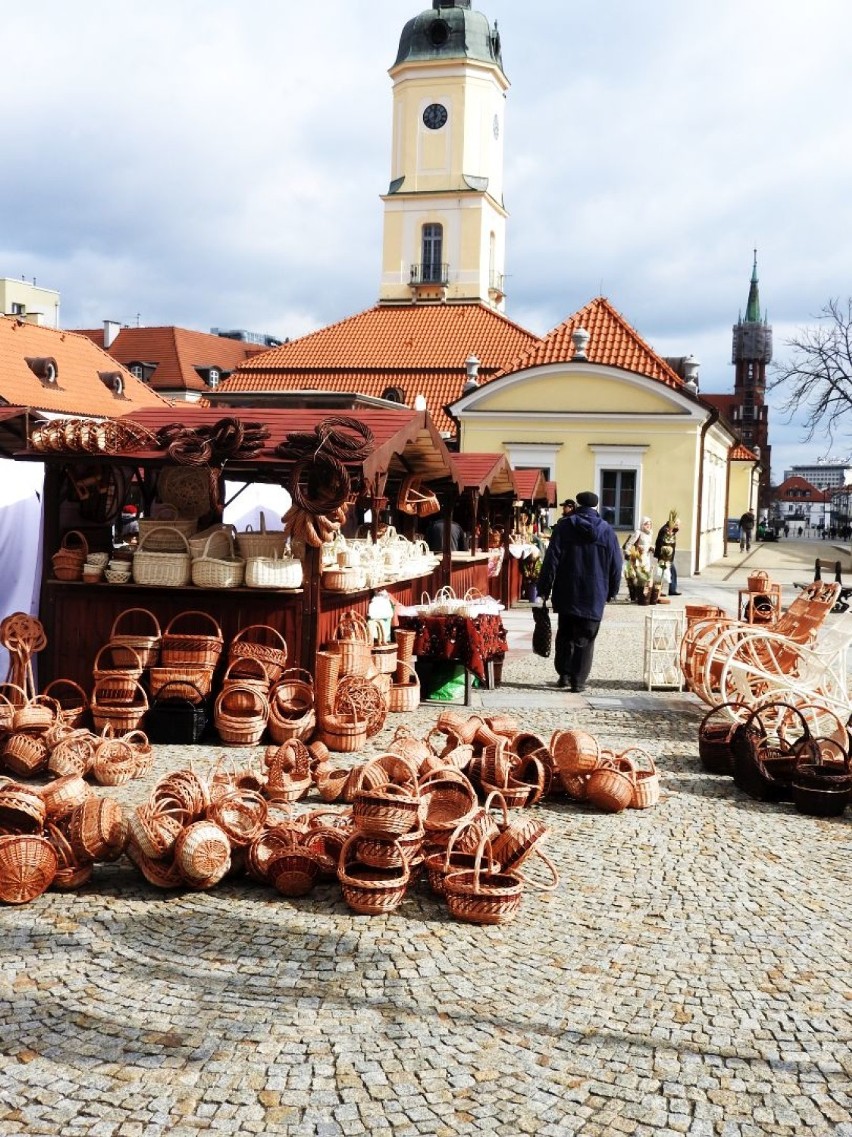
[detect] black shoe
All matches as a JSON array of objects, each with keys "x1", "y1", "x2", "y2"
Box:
[
  {"x1": 570, "y1": 682, "x2": 586, "y2": 694},
  {"x1": 556, "y1": 675, "x2": 569, "y2": 688},
  {"x1": 668, "y1": 591, "x2": 682, "y2": 596}
]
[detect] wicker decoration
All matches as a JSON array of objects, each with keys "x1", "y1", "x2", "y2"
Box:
[
  {"x1": 52, "y1": 530, "x2": 88, "y2": 581},
  {"x1": 336, "y1": 833, "x2": 410, "y2": 915},
  {"x1": 160, "y1": 611, "x2": 223, "y2": 668},
  {"x1": 334, "y1": 675, "x2": 387, "y2": 739},
  {"x1": 0, "y1": 835, "x2": 58, "y2": 904},
  {"x1": 157, "y1": 465, "x2": 215, "y2": 518},
  {"x1": 291, "y1": 454, "x2": 351, "y2": 516},
  {"x1": 229, "y1": 625, "x2": 289, "y2": 685},
  {"x1": 174, "y1": 821, "x2": 232, "y2": 888},
  {"x1": 397, "y1": 474, "x2": 440, "y2": 518},
  {"x1": 132, "y1": 527, "x2": 192, "y2": 587},
  {"x1": 191, "y1": 529, "x2": 245, "y2": 590},
  {"x1": 214, "y1": 685, "x2": 269, "y2": 746}
]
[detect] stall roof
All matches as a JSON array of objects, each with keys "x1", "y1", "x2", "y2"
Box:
[
  {"x1": 51, "y1": 407, "x2": 466, "y2": 488},
  {"x1": 513, "y1": 468, "x2": 549, "y2": 503},
  {"x1": 448, "y1": 453, "x2": 516, "y2": 496}
]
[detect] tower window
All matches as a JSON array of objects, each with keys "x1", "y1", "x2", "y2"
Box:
[
  {"x1": 422, "y1": 224, "x2": 443, "y2": 282},
  {"x1": 429, "y1": 19, "x2": 450, "y2": 46}
]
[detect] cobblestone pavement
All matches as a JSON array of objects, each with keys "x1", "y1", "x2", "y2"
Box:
[{"x1": 1, "y1": 541, "x2": 850, "y2": 1136}]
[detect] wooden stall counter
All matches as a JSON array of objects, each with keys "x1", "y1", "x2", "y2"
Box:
[{"x1": 39, "y1": 580, "x2": 304, "y2": 692}]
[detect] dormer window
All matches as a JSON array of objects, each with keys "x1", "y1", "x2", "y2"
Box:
[
  {"x1": 99, "y1": 371, "x2": 127, "y2": 399},
  {"x1": 381, "y1": 386, "x2": 406, "y2": 404},
  {"x1": 195, "y1": 366, "x2": 225, "y2": 389},
  {"x1": 128, "y1": 361, "x2": 157, "y2": 383},
  {"x1": 25, "y1": 356, "x2": 59, "y2": 387}
]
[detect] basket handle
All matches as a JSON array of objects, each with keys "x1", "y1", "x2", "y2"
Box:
[
  {"x1": 109, "y1": 607, "x2": 162, "y2": 639},
  {"x1": 136, "y1": 526, "x2": 191, "y2": 555},
  {"x1": 617, "y1": 747, "x2": 656, "y2": 774},
  {"x1": 163, "y1": 610, "x2": 223, "y2": 638},
  {"x1": 392, "y1": 660, "x2": 418, "y2": 685},
  {"x1": 41, "y1": 679, "x2": 89, "y2": 707},
  {"x1": 152, "y1": 680, "x2": 207, "y2": 705},
  {"x1": 201, "y1": 529, "x2": 235, "y2": 559},
  {"x1": 61, "y1": 529, "x2": 89, "y2": 555},
  {"x1": 231, "y1": 623, "x2": 288, "y2": 650},
  {"x1": 517, "y1": 847, "x2": 561, "y2": 892},
  {"x1": 222, "y1": 656, "x2": 269, "y2": 683},
  {"x1": 214, "y1": 683, "x2": 270, "y2": 716},
  {"x1": 273, "y1": 668, "x2": 315, "y2": 690},
  {"x1": 0, "y1": 682, "x2": 29, "y2": 708},
  {"x1": 91, "y1": 677, "x2": 148, "y2": 709},
  {"x1": 93, "y1": 642, "x2": 142, "y2": 671}
]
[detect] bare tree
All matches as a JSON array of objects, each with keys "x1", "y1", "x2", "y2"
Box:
[{"x1": 769, "y1": 298, "x2": 852, "y2": 445}]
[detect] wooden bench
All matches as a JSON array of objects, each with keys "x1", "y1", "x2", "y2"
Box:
[{"x1": 794, "y1": 559, "x2": 852, "y2": 612}]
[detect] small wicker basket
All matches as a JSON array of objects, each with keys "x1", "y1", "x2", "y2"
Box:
[
  {"x1": 191, "y1": 529, "x2": 245, "y2": 590},
  {"x1": 160, "y1": 611, "x2": 223, "y2": 668},
  {"x1": 132, "y1": 527, "x2": 192, "y2": 587}
]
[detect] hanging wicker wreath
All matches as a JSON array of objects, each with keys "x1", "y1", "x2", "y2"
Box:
[{"x1": 290, "y1": 454, "x2": 351, "y2": 515}]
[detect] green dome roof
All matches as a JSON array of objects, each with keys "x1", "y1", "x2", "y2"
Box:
[{"x1": 394, "y1": 1, "x2": 504, "y2": 72}]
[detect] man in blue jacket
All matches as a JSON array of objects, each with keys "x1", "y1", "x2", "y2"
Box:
[{"x1": 536, "y1": 491, "x2": 623, "y2": 692}]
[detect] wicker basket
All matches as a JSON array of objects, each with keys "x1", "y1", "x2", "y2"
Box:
[
  {"x1": 41, "y1": 679, "x2": 90, "y2": 730},
  {"x1": 109, "y1": 608, "x2": 163, "y2": 669},
  {"x1": 322, "y1": 567, "x2": 367, "y2": 592},
  {"x1": 330, "y1": 610, "x2": 372, "y2": 677},
  {"x1": 622, "y1": 748, "x2": 660, "y2": 809},
  {"x1": 148, "y1": 665, "x2": 214, "y2": 704},
  {"x1": 137, "y1": 510, "x2": 197, "y2": 550},
  {"x1": 41, "y1": 774, "x2": 91, "y2": 820},
  {"x1": 160, "y1": 611, "x2": 224, "y2": 668},
  {"x1": 316, "y1": 693, "x2": 368, "y2": 753},
  {"x1": 235, "y1": 512, "x2": 288, "y2": 560},
  {"x1": 550, "y1": 728, "x2": 602, "y2": 785},
  {"x1": 370, "y1": 622, "x2": 399, "y2": 675},
  {"x1": 52, "y1": 530, "x2": 88, "y2": 581},
  {"x1": 12, "y1": 693, "x2": 60, "y2": 733},
  {"x1": 2, "y1": 732, "x2": 50, "y2": 778},
  {"x1": 352, "y1": 782, "x2": 422, "y2": 838},
  {"x1": 586, "y1": 754, "x2": 636, "y2": 813},
  {"x1": 206, "y1": 788, "x2": 268, "y2": 847},
  {"x1": 336, "y1": 833, "x2": 410, "y2": 915},
  {"x1": 214, "y1": 684, "x2": 269, "y2": 746},
  {"x1": 90, "y1": 677, "x2": 149, "y2": 735},
  {"x1": 67, "y1": 797, "x2": 126, "y2": 861},
  {"x1": 174, "y1": 821, "x2": 232, "y2": 887},
  {"x1": 188, "y1": 523, "x2": 236, "y2": 560},
  {"x1": 747, "y1": 569, "x2": 771, "y2": 593},
  {"x1": 132, "y1": 527, "x2": 192, "y2": 587},
  {"x1": 268, "y1": 669, "x2": 316, "y2": 744},
  {"x1": 229, "y1": 625, "x2": 289, "y2": 685},
  {"x1": 267, "y1": 843, "x2": 323, "y2": 897},
  {"x1": 418, "y1": 768, "x2": 478, "y2": 841},
  {"x1": 0, "y1": 834, "x2": 58, "y2": 904},
  {"x1": 314, "y1": 650, "x2": 341, "y2": 715},
  {"x1": 191, "y1": 529, "x2": 245, "y2": 590},
  {"x1": 388, "y1": 661, "x2": 420, "y2": 713},
  {"x1": 92, "y1": 643, "x2": 144, "y2": 697},
  {"x1": 443, "y1": 838, "x2": 523, "y2": 926},
  {"x1": 698, "y1": 702, "x2": 750, "y2": 776},
  {"x1": 244, "y1": 551, "x2": 303, "y2": 590}
]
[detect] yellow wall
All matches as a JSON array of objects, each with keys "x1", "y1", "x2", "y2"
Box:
[{"x1": 0, "y1": 278, "x2": 60, "y2": 327}]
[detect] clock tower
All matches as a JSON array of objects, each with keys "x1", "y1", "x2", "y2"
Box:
[{"x1": 379, "y1": 1, "x2": 509, "y2": 309}]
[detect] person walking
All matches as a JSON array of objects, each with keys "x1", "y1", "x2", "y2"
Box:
[
  {"x1": 622, "y1": 516, "x2": 654, "y2": 574},
  {"x1": 654, "y1": 512, "x2": 681, "y2": 595},
  {"x1": 536, "y1": 491, "x2": 622, "y2": 693},
  {"x1": 739, "y1": 510, "x2": 755, "y2": 552}
]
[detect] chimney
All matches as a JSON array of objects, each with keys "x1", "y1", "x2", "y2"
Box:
[
  {"x1": 682, "y1": 355, "x2": 700, "y2": 393},
  {"x1": 571, "y1": 328, "x2": 590, "y2": 360},
  {"x1": 103, "y1": 320, "x2": 121, "y2": 349},
  {"x1": 462, "y1": 353, "x2": 481, "y2": 395}
]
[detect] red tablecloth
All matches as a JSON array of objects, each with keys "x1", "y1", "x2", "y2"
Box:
[{"x1": 396, "y1": 613, "x2": 508, "y2": 682}]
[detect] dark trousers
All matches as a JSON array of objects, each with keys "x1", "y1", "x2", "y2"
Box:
[{"x1": 554, "y1": 613, "x2": 601, "y2": 687}]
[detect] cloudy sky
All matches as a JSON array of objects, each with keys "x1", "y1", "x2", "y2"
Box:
[{"x1": 3, "y1": 0, "x2": 852, "y2": 481}]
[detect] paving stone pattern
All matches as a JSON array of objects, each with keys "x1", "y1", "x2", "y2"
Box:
[{"x1": 1, "y1": 541, "x2": 850, "y2": 1136}]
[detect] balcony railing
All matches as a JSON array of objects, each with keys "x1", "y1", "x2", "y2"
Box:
[
  {"x1": 489, "y1": 271, "x2": 505, "y2": 295},
  {"x1": 410, "y1": 263, "x2": 449, "y2": 286}
]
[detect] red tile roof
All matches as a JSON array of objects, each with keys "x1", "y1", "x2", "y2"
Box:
[
  {"x1": 449, "y1": 453, "x2": 516, "y2": 495},
  {"x1": 74, "y1": 326, "x2": 268, "y2": 395},
  {"x1": 775, "y1": 475, "x2": 828, "y2": 500},
  {"x1": 512, "y1": 469, "x2": 548, "y2": 502},
  {"x1": 217, "y1": 303, "x2": 541, "y2": 434},
  {"x1": 729, "y1": 442, "x2": 759, "y2": 461},
  {"x1": 490, "y1": 297, "x2": 684, "y2": 389},
  {"x1": 0, "y1": 317, "x2": 171, "y2": 416}
]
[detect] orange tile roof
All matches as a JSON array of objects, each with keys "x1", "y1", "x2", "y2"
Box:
[
  {"x1": 512, "y1": 469, "x2": 548, "y2": 502},
  {"x1": 0, "y1": 317, "x2": 172, "y2": 416},
  {"x1": 490, "y1": 296, "x2": 684, "y2": 389},
  {"x1": 730, "y1": 442, "x2": 759, "y2": 461},
  {"x1": 449, "y1": 452, "x2": 516, "y2": 495},
  {"x1": 73, "y1": 326, "x2": 268, "y2": 395},
  {"x1": 775, "y1": 475, "x2": 827, "y2": 499},
  {"x1": 217, "y1": 303, "x2": 541, "y2": 434}
]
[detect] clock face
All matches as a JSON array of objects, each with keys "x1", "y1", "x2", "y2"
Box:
[
  {"x1": 493, "y1": 113, "x2": 500, "y2": 140},
  {"x1": 423, "y1": 103, "x2": 448, "y2": 131}
]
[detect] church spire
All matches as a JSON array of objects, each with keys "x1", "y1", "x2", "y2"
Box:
[{"x1": 745, "y1": 248, "x2": 761, "y2": 324}]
